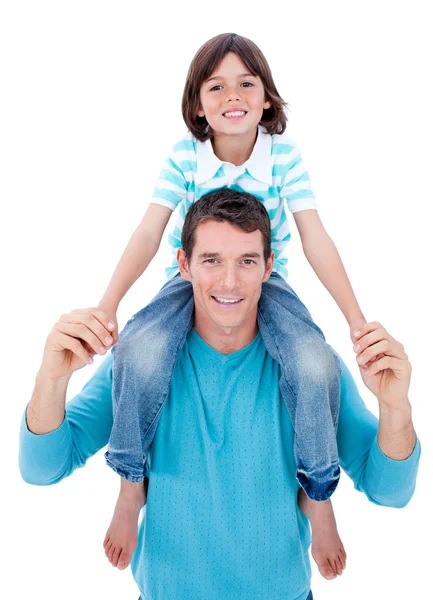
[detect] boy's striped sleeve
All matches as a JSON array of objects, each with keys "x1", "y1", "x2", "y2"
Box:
[{"x1": 151, "y1": 145, "x2": 189, "y2": 211}]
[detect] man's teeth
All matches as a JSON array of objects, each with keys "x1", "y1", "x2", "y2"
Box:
[
  {"x1": 215, "y1": 297, "x2": 241, "y2": 304},
  {"x1": 223, "y1": 111, "x2": 246, "y2": 117}
]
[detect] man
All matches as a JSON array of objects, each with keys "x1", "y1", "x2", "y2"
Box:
[{"x1": 19, "y1": 190, "x2": 420, "y2": 600}]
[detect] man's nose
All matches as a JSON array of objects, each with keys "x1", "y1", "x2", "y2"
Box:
[{"x1": 220, "y1": 264, "x2": 239, "y2": 289}]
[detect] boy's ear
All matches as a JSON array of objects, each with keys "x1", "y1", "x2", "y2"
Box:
[{"x1": 177, "y1": 248, "x2": 192, "y2": 281}]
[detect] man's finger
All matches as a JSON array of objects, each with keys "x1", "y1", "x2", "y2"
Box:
[
  {"x1": 354, "y1": 322, "x2": 397, "y2": 344},
  {"x1": 53, "y1": 322, "x2": 110, "y2": 356},
  {"x1": 54, "y1": 331, "x2": 95, "y2": 365},
  {"x1": 353, "y1": 323, "x2": 407, "y2": 358},
  {"x1": 356, "y1": 339, "x2": 407, "y2": 367},
  {"x1": 59, "y1": 311, "x2": 114, "y2": 349},
  {"x1": 365, "y1": 355, "x2": 411, "y2": 378}
]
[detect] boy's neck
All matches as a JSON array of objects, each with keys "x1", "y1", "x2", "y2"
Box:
[{"x1": 211, "y1": 127, "x2": 258, "y2": 166}]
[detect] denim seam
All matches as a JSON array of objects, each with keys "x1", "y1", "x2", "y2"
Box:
[
  {"x1": 257, "y1": 303, "x2": 297, "y2": 401},
  {"x1": 141, "y1": 308, "x2": 194, "y2": 442}
]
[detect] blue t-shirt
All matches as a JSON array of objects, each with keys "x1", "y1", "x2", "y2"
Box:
[{"x1": 19, "y1": 332, "x2": 421, "y2": 600}]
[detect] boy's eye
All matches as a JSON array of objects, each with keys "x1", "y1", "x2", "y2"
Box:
[{"x1": 209, "y1": 82, "x2": 254, "y2": 92}]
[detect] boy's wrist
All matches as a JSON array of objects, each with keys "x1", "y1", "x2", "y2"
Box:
[
  {"x1": 98, "y1": 295, "x2": 120, "y2": 314},
  {"x1": 347, "y1": 312, "x2": 366, "y2": 331}
]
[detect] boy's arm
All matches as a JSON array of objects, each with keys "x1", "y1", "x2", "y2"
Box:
[
  {"x1": 293, "y1": 209, "x2": 366, "y2": 335},
  {"x1": 98, "y1": 144, "x2": 189, "y2": 330},
  {"x1": 98, "y1": 203, "x2": 172, "y2": 317},
  {"x1": 336, "y1": 323, "x2": 420, "y2": 508}
]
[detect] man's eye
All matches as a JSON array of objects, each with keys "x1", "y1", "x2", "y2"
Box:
[
  {"x1": 204, "y1": 258, "x2": 217, "y2": 264},
  {"x1": 242, "y1": 259, "x2": 256, "y2": 265}
]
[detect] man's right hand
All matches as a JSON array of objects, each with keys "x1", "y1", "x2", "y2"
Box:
[{"x1": 39, "y1": 308, "x2": 115, "y2": 381}]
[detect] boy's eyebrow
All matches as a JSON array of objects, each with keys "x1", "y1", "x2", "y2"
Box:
[{"x1": 205, "y1": 72, "x2": 256, "y2": 83}]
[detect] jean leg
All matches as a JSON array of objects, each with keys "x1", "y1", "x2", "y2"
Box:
[
  {"x1": 258, "y1": 273, "x2": 341, "y2": 501},
  {"x1": 104, "y1": 275, "x2": 194, "y2": 481}
]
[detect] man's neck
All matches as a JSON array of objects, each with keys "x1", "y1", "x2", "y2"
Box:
[{"x1": 193, "y1": 312, "x2": 259, "y2": 355}]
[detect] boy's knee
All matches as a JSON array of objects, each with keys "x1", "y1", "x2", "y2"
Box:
[{"x1": 296, "y1": 337, "x2": 338, "y2": 382}]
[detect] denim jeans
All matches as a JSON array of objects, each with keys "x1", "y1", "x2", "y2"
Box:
[{"x1": 105, "y1": 272, "x2": 341, "y2": 501}]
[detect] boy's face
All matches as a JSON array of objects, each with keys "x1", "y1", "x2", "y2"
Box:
[
  {"x1": 178, "y1": 219, "x2": 274, "y2": 334},
  {"x1": 197, "y1": 52, "x2": 271, "y2": 138}
]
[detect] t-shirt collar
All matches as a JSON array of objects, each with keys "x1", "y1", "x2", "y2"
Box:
[{"x1": 195, "y1": 125, "x2": 273, "y2": 186}]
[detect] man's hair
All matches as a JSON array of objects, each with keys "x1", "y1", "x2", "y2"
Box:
[
  {"x1": 181, "y1": 188, "x2": 272, "y2": 262},
  {"x1": 182, "y1": 32, "x2": 288, "y2": 142}
]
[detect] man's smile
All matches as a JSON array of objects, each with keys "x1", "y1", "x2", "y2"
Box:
[{"x1": 211, "y1": 295, "x2": 244, "y2": 306}]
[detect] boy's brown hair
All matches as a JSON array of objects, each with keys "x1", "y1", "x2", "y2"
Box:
[{"x1": 182, "y1": 33, "x2": 288, "y2": 142}]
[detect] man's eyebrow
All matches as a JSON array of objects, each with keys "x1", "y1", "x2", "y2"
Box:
[
  {"x1": 205, "y1": 72, "x2": 256, "y2": 83},
  {"x1": 197, "y1": 252, "x2": 262, "y2": 259}
]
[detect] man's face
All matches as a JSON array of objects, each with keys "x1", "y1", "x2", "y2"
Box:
[{"x1": 178, "y1": 220, "x2": 274, "y2": 334}]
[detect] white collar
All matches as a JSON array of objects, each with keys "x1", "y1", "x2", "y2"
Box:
[{"x1": 195, "y1": 125, "x2": 273, "y2": 186}]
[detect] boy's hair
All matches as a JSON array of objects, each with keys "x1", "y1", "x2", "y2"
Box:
[
  {"x1": 182, "y1": 33, "x2": 288, "y2": 142},
  {"x1": 181, "y1": 188, "x2": 272, "y2": 262}
]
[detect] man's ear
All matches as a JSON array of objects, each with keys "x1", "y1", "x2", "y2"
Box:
[
  {"x1": 177, "y1": 248, "x2": 192, "y2": 281},
  {"x1": 262, "y1": 251, "x2": 275, "y2": 282}
]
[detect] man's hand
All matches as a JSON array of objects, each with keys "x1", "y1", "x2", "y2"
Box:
[
  {"x1": 39, "y1": 308, "x2": 115, "y2": 381},
  {"x1": 353, "y1": 322, "x2": 411, "y2": 410}
]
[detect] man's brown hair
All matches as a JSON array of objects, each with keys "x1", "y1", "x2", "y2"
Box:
[
  {"x1": 181, "y1": 188, "x2": 272, "y2": 262},
  {"x1": 182, "y1": 33, "x2": 288, "y2": 142}
]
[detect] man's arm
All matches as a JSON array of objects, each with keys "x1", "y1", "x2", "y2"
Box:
[
  {"x1": 337, "y1": 322, "x2": 420, "y2": 508},
  {"x1": 19, "y1": 308, "x2": 115, "y2": 484}
]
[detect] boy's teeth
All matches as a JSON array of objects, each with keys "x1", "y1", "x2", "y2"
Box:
[{"x1": 224, "y1": 111, "x2": 246, "y2": 117}]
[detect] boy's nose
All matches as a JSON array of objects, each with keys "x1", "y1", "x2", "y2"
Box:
[{"x1": 225, "y1": 89, "x2": 241, "y2": 102}]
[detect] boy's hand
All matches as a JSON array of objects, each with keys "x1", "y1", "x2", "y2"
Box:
[
  {"x1": 349, "y1": 318, "x2": 367, "y2": 345},
  {"x1": 97, "y1": 302, "x2": 119, "y2": 345}
]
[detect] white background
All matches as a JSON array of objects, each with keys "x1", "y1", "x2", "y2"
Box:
[{"x1": 1, "y1": 1, "x2": 432, "y2": 598}]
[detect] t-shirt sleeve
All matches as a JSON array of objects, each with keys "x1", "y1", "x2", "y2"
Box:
[
  {"x1": 336, "y1": 354, "x2": 421, "y2": 508},
  {"x1": 150, "y1": 142, "x2": 189, "y2": 211},
  {"x1": 280, "y1": 143, "x2": 318, "y2": 213},
  {"x1": 19, "y1": 355, "x2": 114, "y2": 485}
]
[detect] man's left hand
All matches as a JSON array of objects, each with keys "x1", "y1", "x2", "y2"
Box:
[{"x1": 353, "y1": 322, "x2": 412, "y2": 410}]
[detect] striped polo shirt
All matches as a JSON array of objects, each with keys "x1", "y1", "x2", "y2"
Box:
[{"x1": 151, "y1": 125, "x2": 317, "y2": 279}]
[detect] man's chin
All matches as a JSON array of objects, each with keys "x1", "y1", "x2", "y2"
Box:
[{"x1": 209, "y1": 314, "x2": 245, "y2": 331}]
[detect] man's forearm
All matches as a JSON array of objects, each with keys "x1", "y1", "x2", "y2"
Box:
[
  {"x1": 26, "y1": 371, "x2": 71, "y2": 435},
  {"x1": 377, "y1": 399, "x2": 417, "y2": 460}
]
